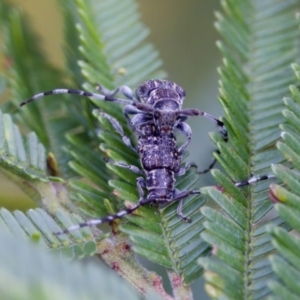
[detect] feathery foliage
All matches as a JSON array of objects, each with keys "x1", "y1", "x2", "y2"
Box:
[
  {"x1": 0, "y1": 207, "x2": 98, "y2": 258},
  {"x1": 0, "y1": 108, "x2": 74, "y2": 211},
  {"x1": 0, "y1": 2, "x2": 79, "y2": 178},
  {"x1": 57, "y1": 0, "x2": 209, "y2": 286},
  {"x1": 0, "y1": 0, "x2": 209, "y2": 298},
  {"x1": 268, "y1": 59, "x2": 300, "y2": 298},
  {"x1": 1, "y1": 0, "x2": 300, "y2": 299},
  {"x1": 0, "y1": 106, "x2": 97, "y2": 256},
  {"x1": 198, "y1": 1, "x2": 300, "y2": 299},
  {"x1": 0, "y1": 232, "x2": 164, "y2": 300}
]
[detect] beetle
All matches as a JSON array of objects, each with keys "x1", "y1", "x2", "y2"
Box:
[{"x1": 21, "y1": 79, "x2": 273, "y2": 234}]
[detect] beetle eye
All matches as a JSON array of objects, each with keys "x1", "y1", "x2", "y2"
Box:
[{"x1": 154, "y1": 111, "x2": 160, "y2": 119}]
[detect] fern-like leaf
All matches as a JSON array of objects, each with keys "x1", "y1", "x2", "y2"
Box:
[
  {"x1": 0, "y1": 207, "x2": 97, "y2": 258},
  {"x1": 0, "y1": 108, "x2": 78, "y2": 213},
  {"x1": 0, "y1": 1, "x2": 81, "y2": 178},
  {"x1": 0, "y1": 231, "x2": 164, "y2": 300},
  {"x1": 268, "y1": 60, "x2": 300, "y2": 299},
  {"x1": 0, "y1": 0, "x2": 208, "y2": 295},
  {"x1": 0, "y1": 110, "x2": 46, "y2": 180},
  {"x1": 198, "y1": 1, "x2": 300, "y2": 299},
  {"x1": 55, "y1": 0, "x2": 209, "y2": 285}
]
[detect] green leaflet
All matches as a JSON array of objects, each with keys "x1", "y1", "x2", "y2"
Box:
[
  {"x1": 0, "y1": 0, "x2": 212, "y2": 293},
  {"x1": 0, "y1": 207, "x2": 97, "y2": 259},
  {"x1": 3, "y1": 0, "x2": 300, "y2": 297},
  {"x1": 57, "y1": 0, "x2": 210, "y2": 285},
  {"x1": 0, "y1": 231, "x2": 163, "y2": 300},
  {"x1": 0, "y1": 111, "x2": 46, "y2": 179},
  {"x1": 199, "y1": 0, "x2": 300, "y2": 299},
  {"x1": 0, "y1": 2, "x2": 77, "y2": 178},
  {"x1": 0, "y1": 111, "x2": 104, "y2": 257},
  {"x1": 268, "y1": 59, "x2": 300, "y2": 298}
]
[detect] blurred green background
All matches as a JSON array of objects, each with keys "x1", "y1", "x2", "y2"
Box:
[
  {"x1": 0, "y1": 1, "x2": 222, "y2": 298},
  {"x1": 0, "y1": 0, "x2": 222, "y2": 211}
]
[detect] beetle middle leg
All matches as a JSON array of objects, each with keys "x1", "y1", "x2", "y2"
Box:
[
  {"x1": 170, "y1": 188, "x2": 200, "y2": 222},
  {"x1": 104, "y1": 158, "x2": 144, "y2": 174},
  {"x1": 176, "y1": 162, "x2": 198, "y2": 177}
]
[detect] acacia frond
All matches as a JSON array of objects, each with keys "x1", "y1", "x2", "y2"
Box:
[
  {"x1": 268, "y1": 58, "x2": 300, "y2": 298},
  {"x1": 198, "y1": 1, "x2": 300, "y2": 299}
]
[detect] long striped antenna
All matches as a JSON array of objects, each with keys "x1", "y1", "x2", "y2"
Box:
[
  {"x1": 55, "y1": 197, "x2": 153, "y2": 235},
  {"x1": 20, "y1": 85, "x2": 139, "y2": 107},
  {"x1": 235, "y1": 174, "x2": 276, "y2": 187}
]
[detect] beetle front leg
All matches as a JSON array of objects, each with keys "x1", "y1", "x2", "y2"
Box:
[{"x1": 96, "y1": 110, "x2": 136, "y2": 152}]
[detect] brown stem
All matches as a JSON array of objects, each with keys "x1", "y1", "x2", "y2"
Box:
[{"x1": 168, "y1": 271, "x2": 193, "y2": 300}]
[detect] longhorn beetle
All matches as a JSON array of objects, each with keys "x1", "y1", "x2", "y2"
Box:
[{"x1": 20, "y1": 79, "x2": 274, "y2": 234}]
